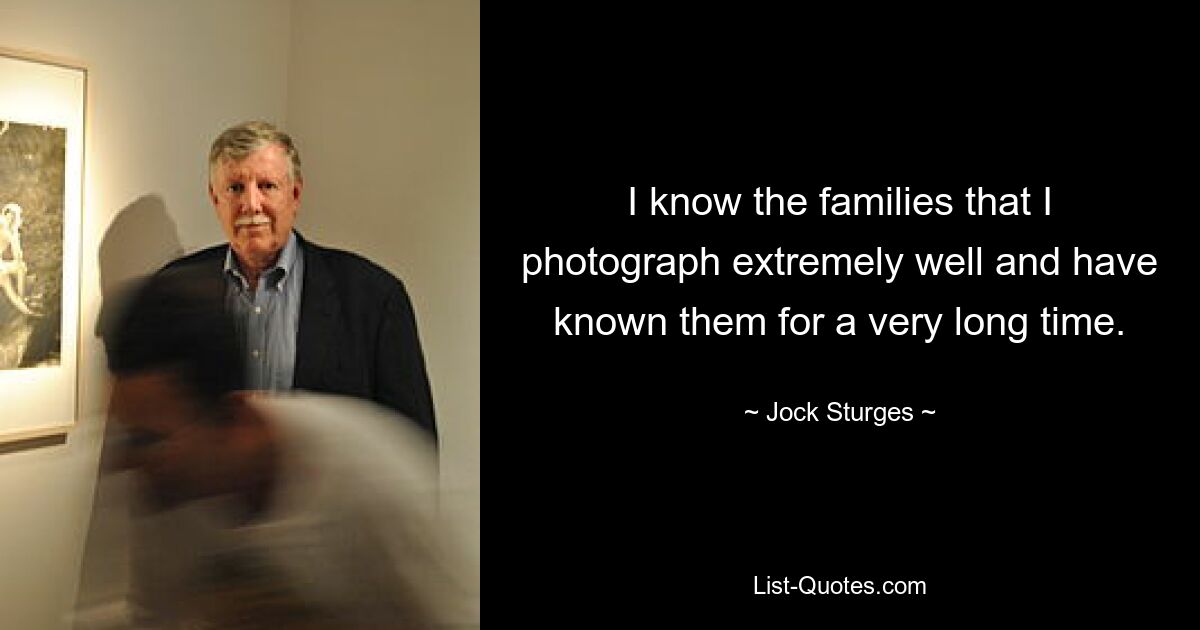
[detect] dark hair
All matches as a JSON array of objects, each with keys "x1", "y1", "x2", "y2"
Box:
[{"x1": 106, "y1": 265, "x2": 244, "y2": 410}]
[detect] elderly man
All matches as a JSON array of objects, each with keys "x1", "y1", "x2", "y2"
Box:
[{"x1": 161, "y1": 121, "x2": 436, "y2": 437}]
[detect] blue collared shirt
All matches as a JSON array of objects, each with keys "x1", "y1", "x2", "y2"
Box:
[{"x1": 223, "y1": 231, "x2": 305, "y2": 392}]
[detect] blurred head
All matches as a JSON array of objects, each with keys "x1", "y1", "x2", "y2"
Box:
[
  {"x1": 106, "y1": 268, "x2": 258, "y2": 508},
  {"x1": 207, "y1": 122, "x2": 303, "y2": 273}
]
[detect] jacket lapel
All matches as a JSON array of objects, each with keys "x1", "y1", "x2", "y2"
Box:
[{"x1": 293, "y1": 233, "x2": 340, "y2": 390}]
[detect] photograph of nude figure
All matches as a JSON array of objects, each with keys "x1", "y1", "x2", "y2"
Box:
[{"x1": 0, "y1": 119, "x2": 64, "y2": 369}]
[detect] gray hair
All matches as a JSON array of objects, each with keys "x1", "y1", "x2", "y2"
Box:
[{"x1": 208, "y1": 121, "x2": 303, "y2": 182}]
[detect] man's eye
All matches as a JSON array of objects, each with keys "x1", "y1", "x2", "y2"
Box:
[
  {"x1": 260, "y1": 182, "x2": 277, "y2": 191},
  {"x1": 227, "y1": 183, "x2": 244, "y2": 193}
]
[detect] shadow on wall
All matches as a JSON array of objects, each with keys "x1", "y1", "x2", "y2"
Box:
[
  {"x1": 95, "y1": 194, "x2": 183, "y2": 347},
  {"x1": 72, "y1": 194, "x2": 182, "y2": 624},
  {"x1": 92, "y1": 193, "x2": 183, "y2": 470}
]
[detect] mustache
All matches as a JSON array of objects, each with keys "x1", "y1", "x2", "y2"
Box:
[{"x1": 234, "y1": 214, "x2": 272, "y2": 227}]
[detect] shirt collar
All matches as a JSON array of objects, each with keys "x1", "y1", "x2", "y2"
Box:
[{"x1": 224, "y1": 231, "x2": 299, "y2": 290}]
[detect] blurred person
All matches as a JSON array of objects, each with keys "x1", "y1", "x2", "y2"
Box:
[
  {"x1": 159, "y1": 121, "x2": 436, "y2": 438},
  {"x1": 98, "y1": 268, "x2": 470, "y2": 629}
]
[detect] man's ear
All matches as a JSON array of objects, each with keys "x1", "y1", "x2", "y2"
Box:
[
  {"x1": 292, "y1": 177, "x2": 304, "y2": 205},
  {"x1": 208, "y1": 181, "x2": 219, "y2": 207}
]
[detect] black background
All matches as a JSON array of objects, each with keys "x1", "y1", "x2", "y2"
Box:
[{"x1": 486, "y1": 9, "x2": 1187, "y2": 624}]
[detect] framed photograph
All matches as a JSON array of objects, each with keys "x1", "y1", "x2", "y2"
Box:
[{"x1": 0, "y1": 48, "x2": 86, "y2": 443}]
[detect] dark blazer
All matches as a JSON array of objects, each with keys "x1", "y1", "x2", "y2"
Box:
[{"x1": 161, "y1": 232, "x2": 437, "y2": 439}]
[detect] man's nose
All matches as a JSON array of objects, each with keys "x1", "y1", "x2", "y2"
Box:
[{"x1": 245, "y1": 184, "x2": 264, "y2": 213}]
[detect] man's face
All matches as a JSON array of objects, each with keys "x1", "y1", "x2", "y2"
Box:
[
  {"x1": 109, "y1": 372, "x2": 232, "y2": 508},
  {"x1": 209, "y1": 143, "x2": 302, "y2": 271}
]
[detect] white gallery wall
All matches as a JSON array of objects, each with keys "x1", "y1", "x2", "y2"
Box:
[{"x1": 0, "y1": 1, "x2": 479, "y2": 627}]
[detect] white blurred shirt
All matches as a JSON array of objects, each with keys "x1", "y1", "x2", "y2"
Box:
[{"x1": 85, "y1": 393, "x2": 473, "y2": 630}]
